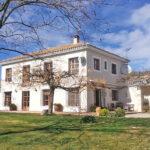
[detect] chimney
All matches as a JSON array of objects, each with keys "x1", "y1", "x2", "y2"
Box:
[{"x1": 73, "y1": 35, "x2": 80, "y2": 44}]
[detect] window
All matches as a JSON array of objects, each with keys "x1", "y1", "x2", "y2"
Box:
[
  {"x1": 112, "y1": 90, "x2": 118, "y2": 101},
  {"x1": 43, "y1": 90, "x2": 51, "y2": 106},
  {"x1": 4, "y1": 92, "x2": 11, "y2": 106},
  {"x1": 23, "y1": 65, "x2": 30, "y2": 83},
  {"x1": 68, "y1": 91, "x2": 80, "y2": 106},
  {"x1": 112, "y1": 63, "x2": 117, "y2": 74},
  {"x1": 94, "y1": 58, "x2": 100, "y2": 70},
  {"x1": 44, "y1": 62, "x2": 53, "y2": 72},
  {"x1": 44, "y1": 62, "x2": 53, "y2": 79},
  {"x1": 5, "y1": 68, "x2": 12, "y2": 82},
  {"x1": 104, "y1": 61, "x2": 107, "y2": 70},
  {"x1": 69, "y1": 57, "x2": 79, "y2": 74}
]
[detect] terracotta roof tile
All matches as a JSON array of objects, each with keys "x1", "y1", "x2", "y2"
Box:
[
  {"x1": 0, "y1": 42, "x2": 86, "y2": 63},
  {"x1": 0, "y1": 42, "x2": 128, "y2": 65}
]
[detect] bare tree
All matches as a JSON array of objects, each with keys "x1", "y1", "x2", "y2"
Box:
[
  {"x1": 0, "y1": 1, "x2": 91, "y2": 53},
  {"x1": 11, "y1": 60, "x2": 106, "y2": 114},
  {"x1": 31, "y1": 66, "x2": 105, "y2": 114},
  {"x1": 0, "y1": 0, "x2": 115, "y2": 56}
]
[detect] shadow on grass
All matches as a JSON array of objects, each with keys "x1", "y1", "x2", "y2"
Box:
[
  {"x1": 1, "y1": 123, "x2": 149, "y2": 137},
  {"x1": 0, "y1": 116, "x2": 150, "y2": 137},
  {"x1": 0, "y1": 124, "x2": 82, "y2": 136}
]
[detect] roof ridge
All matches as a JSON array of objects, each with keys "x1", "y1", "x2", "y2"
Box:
[{"x1": 33, "y1": 42, "x2": 86, "y2": 56}]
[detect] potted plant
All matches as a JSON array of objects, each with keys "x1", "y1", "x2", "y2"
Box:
[
  {"x1": 54, "y1": 103, "x2": 63, "y2": 112},
  {"x1": 9, "y1": 103, "x2": 17, "y2": 111},
  {"x1": 96, "y1": 107, "x2": 101, "y2": 116}
]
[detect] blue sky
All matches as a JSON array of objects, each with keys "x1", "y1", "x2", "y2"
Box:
[{"x1": 1, "y1": 0, "x2": 150, "y2": 71}]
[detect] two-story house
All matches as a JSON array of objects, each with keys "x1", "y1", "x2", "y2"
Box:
[{"x1": 0, "y1": 36, "x2": 129, "y2": 112}]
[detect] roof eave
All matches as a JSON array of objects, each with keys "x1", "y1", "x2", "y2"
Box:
[
  {"x1": 0, "y1": 45, "x2": 88, "y2": 66},
  {"x1": 88, "y1": 44, "x2": 129, "y2": 62}
]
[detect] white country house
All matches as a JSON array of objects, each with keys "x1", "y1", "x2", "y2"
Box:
[
  {"x1": 128, "y1": 72, "x2": 150, "y2": 112},
  {"x1": 0, "y1": 36, "x2": 129, "y2": 112}
]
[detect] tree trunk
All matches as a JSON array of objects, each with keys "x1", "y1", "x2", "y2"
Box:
[{"x1": 48, "y1": 88, "x2": 55, "y2": 115}]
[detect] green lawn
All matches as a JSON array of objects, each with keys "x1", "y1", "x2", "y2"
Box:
[{"x1": 0, "y1": 113, "x2": 150, "y2": 150}]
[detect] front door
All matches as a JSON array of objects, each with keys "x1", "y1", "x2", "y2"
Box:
[
  {"x1": 95, "y1": 89, "x2": 102, "y2": 107},
  {"x1": 43, "y1": 90, "x2": 51, "y2": 106},
  {"x1": 22, "y1": 91, "x2": 30, "y2": 111}
]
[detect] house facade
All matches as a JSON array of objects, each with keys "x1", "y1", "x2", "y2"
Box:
[
  {"x1": 0, "y1": 37, "x2": 129, "y2": 112},
  {"x1": 128, "y1": 73, "x2": 150, "y2": 112}
]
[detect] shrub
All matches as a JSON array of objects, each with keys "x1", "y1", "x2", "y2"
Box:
[
  {"x1": 115, "y1": 107, "x2": 125, "y2": 117},
  {"x1": 109, "y1": 111, "x2": 116, "y2": 118},
  {"x1": 90, "y1": 105, "x2": 96, "y2": 112},
  {"x1": 80, "y1": 116, "x2": 96, "y2": 123},
  {"x1": 54, "y1": 103, "x2": 63, "y2": 112},
  {"x1": 99, "y1": 108, "x2": 110, "y2": 117},
  {"x1": 9, "y1": 103, "x2": 17, "y2": 111}
]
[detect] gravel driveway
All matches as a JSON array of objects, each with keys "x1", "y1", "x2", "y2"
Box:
[{"x1": 126, "y1": 113, "x2": 150, "y2": 118}]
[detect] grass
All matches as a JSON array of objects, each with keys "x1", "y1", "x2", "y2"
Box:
[{"x1": 0, "y1": 113, "x2": 150, "y2": 150}]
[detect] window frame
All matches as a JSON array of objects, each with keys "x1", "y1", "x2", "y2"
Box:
[
  {"x1": 43, "y1": 89, "x2": 51, "y2": 106},
  {"x1": 4, "y1": 92, "x2": 12, "y2": 106},
  {"x1": 22, "y1": 91, "x2": 30, "y2": 110},
  {"x1": 111, "y1": 63, "x2": 117, "y2": 75},
  {"x1": 104, "y1": 60, "x2": 108, "y2": 71},
  {"x1": 22, "y1": 65, "x2": 30, "y2": 83},
  {"x1": 68, "y1": 57, "x2": 79, "y2": 74},
  {"x1": 93, "y1": 58, "x2": 100, "y2": 71},
  {"x1": 68, "y1": 90, "x2": 80, "y2": 106},
  {"x1": 112, "y1": 90, "x2": 118, "y2": 101},
  {"x1": 44, "y1": 62, "x2": 53, "y2": 72},
  {"x1": 5, "y1": 68, "x2": 12, "y2": 82}
]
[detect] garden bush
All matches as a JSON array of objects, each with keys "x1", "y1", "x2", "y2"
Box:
[
  {"x1": 99, "y1": 108, "x2": 110, "y2": 117},
  {"x1": 54, "y1": 103, "x2": 63, "y2": 112},
  {"x1": 90, "y1": 105, "x2": 96, "y2": 112},
  {"x1": 115, "y1": 107, "x2": 125, "y2": 117},
  {"x1": 9, "y1": 103, "x2": 17, "y2": 111},
  {"x1": 80, "y1": 116, "x2": 96, "y2": 123}
]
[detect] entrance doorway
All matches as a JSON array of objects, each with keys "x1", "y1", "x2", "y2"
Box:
[
  {"x1": 141, "y1": 86, "x2": 150, "y2": 112},
  {"x1": 95, "y1": 89, "x2": 102, "y2": 107},
  {"x1": 95, "y1": 89, "x2": 106, "y2": 107},
  {"x1": 22, "y1": 91, "x2": 30, "y2": 111}
]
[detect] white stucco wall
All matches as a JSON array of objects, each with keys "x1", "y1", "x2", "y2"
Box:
[
  {"x1": 0, "y1": 45, "x2": 128, "y2": 112},
  {"x1": 0, "y1": 50, "x2": 88, "y2": 112},
  {"x1": 0, "y1": 92, "x2": 3, "y2": 110},
  {"x1": 86, "y1": 49, "x2": 128, "y2": 107},
  {"x1": 86, "y1": 49, "x2": 127, "y2": 85},
  {"x1": 118, "y1": 87, "x2": 129, "y2": 104},
  {"x1": 129, "y1": 86, "x2": 142, "y2": 112}
]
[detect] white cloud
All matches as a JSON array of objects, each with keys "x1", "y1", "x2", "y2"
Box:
[
  {"x1": 38, "y1": 30, "x2": 71, "y2": 48},
  {"x1": 131, "y1": 4, "x2": 150, "y2": 27},
  {"x1": 102, "y1": 4, "x2": 150, "y2": 71}
]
